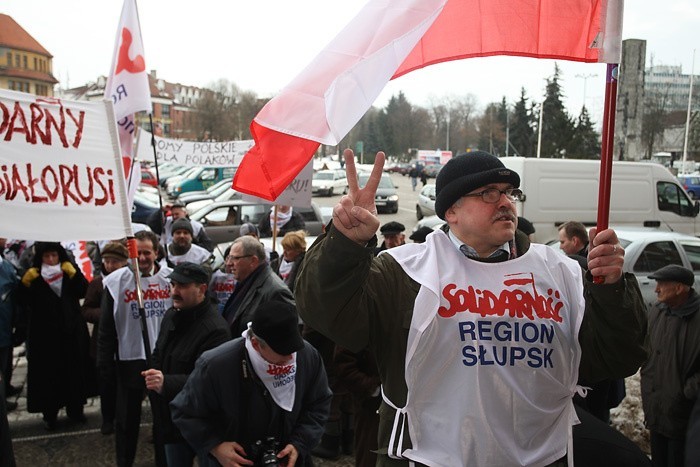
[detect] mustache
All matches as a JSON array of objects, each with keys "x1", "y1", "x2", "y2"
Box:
[
  {"x1": 491, "y1": 210, "x2": 516, "y2": 223},
  {"x1": 172, "y1": 295, "x2": 183, "y2": 301}
]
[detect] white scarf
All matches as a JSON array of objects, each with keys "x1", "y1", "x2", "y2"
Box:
[
  {"x1": 270, "y1": 208, "x2": 293, "y2": 234},
  {"x1": 41, "y1": 263, "x2": 63, "y2": 297},
  {"x1": 243, "y1": 327, "x2": 297, "y2": 412},
  {"x1": 278, "y1": 257, "x2": 293, "y2": 281}
]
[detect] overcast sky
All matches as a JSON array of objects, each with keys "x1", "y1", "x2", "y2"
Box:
[{"x1": 4, "y1": 0, "x2": 699, "y2": 128}]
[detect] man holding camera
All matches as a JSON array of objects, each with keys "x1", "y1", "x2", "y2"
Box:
[{"x1": 170, "y1": 300, "x2": 332, "y2": 466}]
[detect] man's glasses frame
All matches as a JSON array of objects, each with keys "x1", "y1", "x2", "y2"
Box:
[{"x1": 461, "y1": 188, "x2": 524, "y2": 204}]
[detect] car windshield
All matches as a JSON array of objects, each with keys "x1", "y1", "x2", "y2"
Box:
[
  {"x1": 359, "y1": 175, "x2": 393, "y2": 189},
  {"x1": 314, "y1": 172, "x2": 334, "y2": 180}
]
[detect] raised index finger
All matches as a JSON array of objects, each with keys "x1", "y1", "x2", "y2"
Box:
[
  {"x1": 362, "y1": 152, "x2": 386, "y2": 194},
  {"x1": 344, "y1": 148, "x2": 359, "y2": 193}
]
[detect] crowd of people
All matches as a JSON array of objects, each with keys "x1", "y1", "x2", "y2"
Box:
[{"x1": 1, "y1": 150, "x2": 700, "y2": 467}]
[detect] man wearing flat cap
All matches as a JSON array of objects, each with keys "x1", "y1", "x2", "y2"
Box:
[
  {"x1": 375, "y1": 221, "x2": 406, "y2": 255},
  {"x1": 641, "y1": 264, "x2": 700, "y2": 467},
  {"x1": 296, "y1": 150, "x2": 648, "y2": 466},
  {"x1": 142, "y1": 262, "x2": 230, "y2": 466},
  {"x1": 171, "y1": 300, "x2": 331, "y2": 467}
]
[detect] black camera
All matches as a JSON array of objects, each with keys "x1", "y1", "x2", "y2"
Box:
[{"x1": 249, "y1": 437, "x2": 284, "y2": 467}]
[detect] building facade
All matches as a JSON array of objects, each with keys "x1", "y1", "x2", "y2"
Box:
[
  {"x1": 62, "y1": 70, "x2": 205, "y2": 140},
  {"x1": 0, "y1": 14, "x2": 58, "y2": 97}
]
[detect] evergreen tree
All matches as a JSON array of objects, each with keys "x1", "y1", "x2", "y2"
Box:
[
  {"x1": 541, "y1": 63, "x2": 574, "y2": 158},
  {"x1": 570, "y1": 106, "x2": 600, "y2": 159},
  {"x1": 510, "y1": 88, "x2": 534, "y2": 156}
]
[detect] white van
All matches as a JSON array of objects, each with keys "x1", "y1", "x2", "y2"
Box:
[{"x1": 499, "y1": 157, "x2": 700, "y2": 243}]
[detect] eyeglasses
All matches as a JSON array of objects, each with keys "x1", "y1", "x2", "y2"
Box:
[
  {"x1": 462, "y1": 188, "x2": 524, "y2": 204},
  {"x1": 226, "y1": 255, "x2": 252, "y2": 262}
]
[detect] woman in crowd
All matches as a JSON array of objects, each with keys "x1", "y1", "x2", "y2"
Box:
[{"x1": 19, "y1": 242, "x2": 91, "y2": 430}]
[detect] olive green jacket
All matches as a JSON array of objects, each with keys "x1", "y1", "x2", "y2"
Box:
[{"x1": 296, "y1": 226, "x2": 648, "y2": 466}]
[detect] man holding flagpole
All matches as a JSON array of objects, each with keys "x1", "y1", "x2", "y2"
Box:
[{"x1": 296, "y1": 150, "x2": 648, "y2": 466}]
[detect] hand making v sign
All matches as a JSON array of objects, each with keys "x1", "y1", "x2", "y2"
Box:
[{"x1": 332, "y1": 149, "x2": 385, "y2": 245}]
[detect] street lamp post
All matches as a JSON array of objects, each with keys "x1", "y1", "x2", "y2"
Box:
[
  {"x1": 575, "y1": 73, "x2": 598, "y2": 109},
  {"x1": 536, "y1": 102, "x2": 544, "y2": 158},
  {"x1": 446, "y1": 111, "x2": 451, "y2": 152}
]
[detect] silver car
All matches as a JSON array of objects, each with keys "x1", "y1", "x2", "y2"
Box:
[
  {"x1": 416, "y1": 184, "x2": 436, "y2": 220},
  {"x1": 548, "y1": 227, "x2": 700, "y2": 310}
]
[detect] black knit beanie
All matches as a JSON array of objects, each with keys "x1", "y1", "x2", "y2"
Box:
[{"x1": 434, "y1": 152, "x2": 520, "y2": 219}]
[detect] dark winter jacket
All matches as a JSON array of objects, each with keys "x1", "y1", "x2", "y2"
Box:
[
  {"x1": 641, "y1": 289, "x2": 700, "y2": 438},
  {"x1": 149, "y1": 297, "x2": 231, "y2": 443},
  {"x1": 296, "y1": 224, "x2": 649, "y2": 467},
  {"x1": 19, "y1": 244, "x2": 92, "y2": 414},
  {"x1": 221, "y1": 264, "x2": 294, "y2": 337},
  {"x1": 170, "y1": 338, "x2": 332, "y2": 464},
  {"x1": 81, "y1": 275, "x2": 104, "y2": 359}
]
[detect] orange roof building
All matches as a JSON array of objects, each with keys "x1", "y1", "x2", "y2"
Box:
[{"x1": 0, "y1": 13, "x2": 58, "y2": 96}]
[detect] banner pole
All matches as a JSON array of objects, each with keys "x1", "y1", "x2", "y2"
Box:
[
  {"x1": 148, "y1": 115, "x2": 167, "y2": 249},
  {"x1": 127, "y1": 237, "x2": 151, "y2": 361},
  {"x1": 272, "y1": 205, "x2": 279, "y2": 253},
  {"x1": 593, "y1": 63, "x2": 619, "y2": 284}
]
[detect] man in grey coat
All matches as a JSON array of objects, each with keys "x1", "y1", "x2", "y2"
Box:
[
  {"x1": 641, "y1": 265, "x2": 700, "y2": 467},
  {"x1": 221, "y1": 236, "x2": 294, "y2": 337}
]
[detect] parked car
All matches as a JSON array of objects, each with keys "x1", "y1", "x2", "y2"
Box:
[
  {"x1": 168, "y1": 167, "x2": 237, "y2": 197},
  {"x1": 547, "y1": 227, "x2": 700, "y2": 311},
  {"x1": 422, "y1": 164, "x2": 444, "y2": 178},
  {"x1": 312, "y1": 170, "x2": 348, "y2": 196},
  {"x1": 132, "y1": 193, "x2": 159, "y2": 224},
  {"x1": 140, "y1": 167, "x2": 158, "y2": 187},
  {"x1": 678, "y1": 175, "x2": 700, "y2": 199},
  {"x1": 385, "y1": 162, "x2": 412, "y2": 175},
  {"x1": 185, "y1": 187, "x2": 242, "y2": 215},
  {"x1": 416, "y1": 184, "x2": 436, "y2": 219},
  {"x1": 358, "y1": 173, "x2": 398, "y2": 213},
  {"x1": 158, "y1": 165, "x2": 191, "y2": 188},
  {"x1": 190, "y1": 200, "x2": 325, "y2": 244},
  {"x1": 176, "y1": 178, "x2": 233, "y2": 204},
  {"x1": 412, "y1": 215, "x2": 446, "y2": 234}
]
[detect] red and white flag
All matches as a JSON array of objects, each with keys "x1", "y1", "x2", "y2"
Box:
[
  {"x1": 105, "y1": 0, "x2": 152, "y2": 200},
  {"x1": 233, "y1": 0, "x2": 623, "y2": 201}
]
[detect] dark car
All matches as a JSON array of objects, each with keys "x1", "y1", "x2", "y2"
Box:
[
  {"x1": 190, "y1": 200, "x2": 325, "y2": 244},
  {"x1": 386, "y1": 162, "x2": 412, "y2": 176},
  {"x1": 358, "y1": 173, "x2": 398, "y2": 213},
  {"x1": 132, "y1": 193, "x2": 159, "y2": 224}
]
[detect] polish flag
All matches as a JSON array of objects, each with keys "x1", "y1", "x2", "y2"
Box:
[
  {"x1": 233, "y1": 0, "x2": 623, "y2": 201},
  {"x1": 105, "y1": 0, "x2": 152, "y2": 201}
]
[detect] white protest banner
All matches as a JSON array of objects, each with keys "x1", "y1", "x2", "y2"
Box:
[
  {"x1": 136, "y1": 130, "x2": 253, "y2": 167},
  {"x1": 0, "y1": 89, "x2": 133, "y2": 241},
  {"x1": 242, "y1": 160, "x2": 313, "y2": 207}
]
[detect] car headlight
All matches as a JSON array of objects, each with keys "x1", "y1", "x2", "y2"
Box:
[{"x1": 388, "y1": 195, "x2": 399, "y2": 201}]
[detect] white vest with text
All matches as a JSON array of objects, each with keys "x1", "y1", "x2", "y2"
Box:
[
  {"x1": 103, "y1": 266, "x2": 173, "y2": 361},
  {"x1": 384, "y1": 231, "x2": 584, "y2": 467}
]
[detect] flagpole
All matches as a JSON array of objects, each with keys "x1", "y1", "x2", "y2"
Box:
[
  {"x1": 272, "y1": 205, "x2": 279, "y2": 253},
  {"x1": 681, "y1": 49, "x2": 696, "y2": 175},
  {"x1": 148, "y1": 115, "x2": 167, "y2": 246},
  {"x1": 593, "y1": 63, "x2": 619, "y2": 284}
]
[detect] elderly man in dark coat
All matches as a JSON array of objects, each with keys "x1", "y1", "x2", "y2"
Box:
[
  {"x1": 19, "y1": 242, "x2": 91, "y2": 430},
  {"x1": 641, "y1": 264, "x2": 700, "y2": 467}
]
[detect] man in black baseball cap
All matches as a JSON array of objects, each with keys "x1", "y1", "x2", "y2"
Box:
[
  {"x1": 642, "y1": 264, "x2": 700, "y2": 465},
  {"x1": 142, "y1": 262, "x2": 230, "y2": 465}
]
